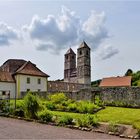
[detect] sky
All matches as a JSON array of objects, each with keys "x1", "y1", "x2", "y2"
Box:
[{"x1": 0, "y1": 0, "x2": 140, "y2": 81}]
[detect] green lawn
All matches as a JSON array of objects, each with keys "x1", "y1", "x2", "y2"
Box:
[
  {"x1": 96, "y1": 107, "x2": 140, "y2": 125},
  {"x1": 48, "y1": 107, "x2": 140, "y2": 130}
]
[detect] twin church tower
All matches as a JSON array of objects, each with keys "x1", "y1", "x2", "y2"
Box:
[{"x1": 64, "y1": 41, "x2": 91, "y2": 85}]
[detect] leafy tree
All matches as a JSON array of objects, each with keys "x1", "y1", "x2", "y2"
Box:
[{"x1": 125, "y1": 69, "x2": 133, "y2": 76}]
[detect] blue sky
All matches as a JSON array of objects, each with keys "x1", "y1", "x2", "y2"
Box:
[{"x1": 0, "y1": 0, "x2": 140, "y2": 81}]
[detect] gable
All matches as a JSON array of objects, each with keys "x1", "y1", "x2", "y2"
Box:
[{"x1": 15, "y1": 61, "x2": 49, "y2": 77}]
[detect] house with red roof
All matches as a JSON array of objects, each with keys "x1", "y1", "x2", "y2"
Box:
[
  {"x1": 0, "y1": 59, "x2": 49, "y2": 98},
  {"x1": 99, "y1": 76, "x2": 132, "y2": 87}
]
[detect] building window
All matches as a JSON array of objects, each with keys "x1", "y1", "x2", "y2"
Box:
[
  {"x1": 86, "y1": 50, "x2": 89, "y2": 55},
  {"x1": 38, "y1": 78, "x2": 41, "y2": 84},
  {"x1": 27, "y1": 77, "x2": 30, "y2": 84},
  {"x1": 27, "y1": 89, "x2": 30, "y2": 92},
  {"x1": 72, "y1": 55, "x2": 74, "y2": 59},
  {"x1": 38, "y1": 89, "x2": 41, "y2": 92},
  {"x1": 79, "y1": 50, "x2": 82, "y2": 55}
]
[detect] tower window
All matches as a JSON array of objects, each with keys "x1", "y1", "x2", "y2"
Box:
[
  {"x1": 72, "y1": 55, "x2": 74, "y2": 59},
  {"x1": 79, "y1": 50, "x2": 82, "y2": 55},
  {"x1": 86, "y1": 50, "x2": 89, "y2": 55},
  {"x1": 66, "y1": 56, "x2": 68, "y2": 59}
]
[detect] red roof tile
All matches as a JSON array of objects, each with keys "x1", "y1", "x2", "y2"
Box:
[
  {"x1": 15, "y1": 61, "x2": 49, "y2": 77},
  {"x1": 99, "y1": 76, "x2": 132, "y2": 87},
  {"x1": 0, "y1": 71, "x2": 14, "y2": 82}
]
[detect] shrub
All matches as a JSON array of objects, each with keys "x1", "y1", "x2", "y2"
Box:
[
  {"x1": 76, "y1": 115, "x2": 98, "y2": 127},
  {"x1": 23, "y1": 92, "x2": 40, "y2": 119},
  {"x1": 48, "y1": 93, "x2": 67, "y2": 104},
  {"x1": 57, "y1": 115, "x2": 73, "y2": 126},
  {"x1": 108, "y1": 121, "x2": 118, "y2": 133},
  {"x1": 10, "y1": 100, "x2": 24, "y2": 117},
  {"x1": 77, "y1": 101, "x2": 99, "y2": 114},
  {"x1": 38, "y1": 109, "x2": 53, "y2": 122},
  {"x1": 67, "y1": 103, "x2": 77, "y2": 112},
  {"x1": 55, "y1": 104, "x2": 66, "y2": 111},
  {"x1": 0, "y1": 100, "x2": 9, "y2": 113},
  {"x1": 45, "y1": 101, "x2": 56, "y2": 110},
  {"x1": 95, "y1": 96, "x2": 104, "y2": 107}
]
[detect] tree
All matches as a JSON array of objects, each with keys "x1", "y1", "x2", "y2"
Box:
[{"x1": 125, "y1": 69, "x2": 133, "y2": 76}]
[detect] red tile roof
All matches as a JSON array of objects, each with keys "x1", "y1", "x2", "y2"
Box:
[
  {"x1": 0, "y1": 59, "x2": 26, "y2": 73},
  {"x1": 15, "y1": 61, "x2": 49, "y2": 77},
  {"x1": 99, "y1": 76, "x2": 132, "y2": 87},
  {"x1": 0, "y1": 71, "x2": 14, "y2": 82}
]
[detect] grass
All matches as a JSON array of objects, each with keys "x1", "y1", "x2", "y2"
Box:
[
  {"x1": 96, "y1": 107, "x2": 140, "y2": 125},
  {"x1": 48, "y1": 107, "x2": 140, "y2": 130}
]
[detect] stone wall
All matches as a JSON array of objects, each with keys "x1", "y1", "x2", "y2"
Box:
[
  {"x1": 47, "y1": 81, "x2": 90, "y2": 92},
  {"x1": 47, "y1": 84, "x2": 140, "y2": 107},
  {"x1": 95, "y1": 87, "x2": 140, "y2": 106}
]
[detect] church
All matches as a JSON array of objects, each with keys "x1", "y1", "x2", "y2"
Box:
[{"x1": 64, "y1": 41, "x2": 91, "y2": 85}]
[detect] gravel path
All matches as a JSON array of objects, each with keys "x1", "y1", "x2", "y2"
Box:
[{"x1": 0, "y1": 117, "x2": 128, "y2": 139}]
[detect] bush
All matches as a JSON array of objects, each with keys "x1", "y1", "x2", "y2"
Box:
[
  {"x1": 48, "y1": 93, "x2": 67, "y2": 104},
  {"x1": 38, "y1": 109, "x2": 53, "y2": 122},
  {"x1": 24, "y1": 92, "x2": 40, "y2": 119},
  {"x1": 0, "y1": 100, "x2": 10, "y2": 113},
  {"x1": 95, "y1": 96, "x2": 104, "y2": 107},
  {"x1": 45, "y1": 101, "x2": 56, "y2": 110},
  {"x1": 76, "y1": 115, "x2": 98, "y2": 127},
  {"x1": 67, "y1": 103, "x2": 77, "y2": 112},
  {"x1": 77, "y1": 101, "x2": 99, "y2": 114},
  {"x1": 10, "y1": 100, "x2": 24, "y2": 117},
  {"x1": 57, "y1": 115, "x2": 74, "y2": 126},
  {"x1": 108, "y1": 121, "x2": 118, "y2": 133}
]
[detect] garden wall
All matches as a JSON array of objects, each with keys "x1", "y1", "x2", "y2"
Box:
[
  {"x1": 48, "y1": 86, "x2": 140, "y2": 107},
  {"x1": 96, "y1": 87, "x2": 140, "y2": 107}
]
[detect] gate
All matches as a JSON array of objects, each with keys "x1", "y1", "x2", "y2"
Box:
[{"x1": 0, "y1": 91, "x2": 10, "y2": 115}]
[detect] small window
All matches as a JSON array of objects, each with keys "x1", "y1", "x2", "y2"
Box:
[
  {"x1": 86, "y1": 50, "x2": 89, "y2": 55},
  {"x1": 38, "y1": 78, "x2": 41, "y2": 84},
  {"x1": 66, "y1": 56, "x2": 68, "y2": 59},
  {"x1": 27, "y1": 77, "x2": 30, "y2": 84},
  {"x1": 38, "y1": 89, "x2": 41, "y2": 92},
  {"x1": 72, "y1": 55, "x2": 74, "y2": 59},
  {"x1": 27, "y1": 89, "x2": 30, "y2": 92},
  {"x1": 79, "y1": 50, "x2": 82, "y2": 55}
]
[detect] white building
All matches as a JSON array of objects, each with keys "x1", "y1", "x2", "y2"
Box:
[{"x1": 0, "y1": 59, "x2": 49, "y2": 98}]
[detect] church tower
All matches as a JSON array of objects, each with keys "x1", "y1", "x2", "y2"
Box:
[
  {"x1": 77, "y1": 41, "x2": 91, "y2": 85},
  {"x1": 64, "y1": 48, "x2": 76, "y2": 82}
]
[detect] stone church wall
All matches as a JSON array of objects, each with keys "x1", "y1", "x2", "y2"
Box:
[
  {"x1": 47, "y1": 84, "x2": 140, "y2": 107},
  {"x1": 47, "y1": 81, "x2": 89, "y2": 92},
  {"x1": 96, "y1": 87, "x2": 140, "y2": 107}
]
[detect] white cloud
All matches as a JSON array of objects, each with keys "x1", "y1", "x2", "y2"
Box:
[
  {"x1": 24, "y1": 6, "x2": 118, "y2": 58},
  {"x1": 96, "y1": 44, "x2": 119, "y2": 60},
  {"x1": 0, "y1": 22, "x2": 19, "y2": 46},
  {"x1": 0, "y1": 6, "x2": 119, "y2": 59}
]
